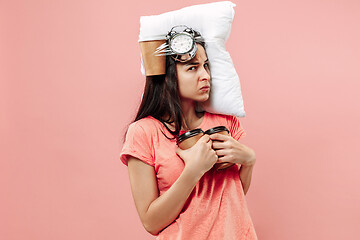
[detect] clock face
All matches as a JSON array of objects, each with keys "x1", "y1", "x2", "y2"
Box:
[{"x1": 170, "y1": 33, "x2": 194, "y2": 54}]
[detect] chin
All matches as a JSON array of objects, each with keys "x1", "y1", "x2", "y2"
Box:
[{"x1": 197, "y1": 94, "x2": 210, "y2": 102}]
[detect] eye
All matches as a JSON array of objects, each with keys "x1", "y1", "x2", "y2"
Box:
[
  {"x1": 204, "y1": 63, "x2": 210, "y2": 69},
  {"x1": 188, "y1": 66, "x2": 197, "y2": 71}
]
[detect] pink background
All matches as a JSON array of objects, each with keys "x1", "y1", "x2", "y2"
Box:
[{"x1": 1, "y1": 0, "x2": 359, "y2": 239}]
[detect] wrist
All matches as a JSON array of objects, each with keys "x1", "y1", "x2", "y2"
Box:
[
  {"x1": 238, "y1": 155, "x2": 256, "y2": 167},
  {"x1": 242, "y1": 158, "x2": 256, "y2": 168},
  {"x1": 244, "y1": 150, "x2": 256, "y2": 167},
  {"x1": 182, "y1": 165, "x2": 204, "y2": 183}
]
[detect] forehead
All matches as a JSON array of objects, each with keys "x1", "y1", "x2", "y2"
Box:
[{"x1": 191, "y1": 44, "x2": 207, "y2": 61}]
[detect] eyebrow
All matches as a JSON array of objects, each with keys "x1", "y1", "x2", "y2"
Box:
[{"x1": 185, "y1": 59, "x2": 209, "y2": 66}]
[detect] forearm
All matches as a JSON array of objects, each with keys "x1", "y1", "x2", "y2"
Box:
[
  {"x1": 144, "y1": 167, "x2": 201, "y2": 235},
  {"x1": 238, "y1": 164, "x2": 254, "y2": 195}
]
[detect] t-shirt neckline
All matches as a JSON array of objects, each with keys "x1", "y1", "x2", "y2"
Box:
[
  {"x1": 179, "y1": 111, "x2": 208, "y2": 134},
  {"x1": 148, "y1": 111, "x2": 209, "y2": 135}
]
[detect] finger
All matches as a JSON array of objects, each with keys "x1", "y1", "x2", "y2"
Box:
[
  {"x1": 198, "y1": 134, "x2": 211, "y2": 143},
  {"x1": 210, "y1": 148, "x2": 218, "y2": 157},
  {"x1": 176, "y1": 144, "x2": 193, "y2": 153},
  {"x1": 176, "y1": 146, "x2": 190, "y2": 155},
  {"x1": 216, "y1": 155, "x2": 230, "y2": 163},
  {"x1": 215, "y1": 149, "x2": 227, "y2": 157},
  {"x1": 211, "y1": 148, "x2": 217, "y2": 155},
  {"x1": 175, "y1": 147, "x2": 182, "y2": 155},
  {"x1": 175, "y1": 147, "x2": 185, "y2": 159},
  {"x1": 213, "y1": 152, "x2": 219, "y2": 161},
  {"x1": 212, "y1": 141, "x2": 226, "y2": 150},
  {"x1": 209, "y1": 133, "x2": 229, "y2": 141}
]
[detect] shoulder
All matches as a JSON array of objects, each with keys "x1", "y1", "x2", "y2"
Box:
[
  {"x1": 125, "y1": 117, "x2": 163, "y2": 142},
  {"x1": 121, "y1": 117, "x2": 158, "y2": 166},
  {"x1": 128, "y1": 116, "x2": 160, "y2": 133}
]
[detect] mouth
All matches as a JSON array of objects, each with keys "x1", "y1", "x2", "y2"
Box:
[{"x1": 200, "y1": 86, "x2": 210, "y2": 92}]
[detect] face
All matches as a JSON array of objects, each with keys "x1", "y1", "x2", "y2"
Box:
[{"x1": 176, "y1": 44, "x2": 211, "y2": 103}]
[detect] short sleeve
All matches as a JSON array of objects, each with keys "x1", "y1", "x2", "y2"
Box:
[
  {"x1": 226, "y1": 115, "x2": 247, "y2": 141},
  {"x1": 120, "y1": 121, "x2": 155, "y2": 167}
]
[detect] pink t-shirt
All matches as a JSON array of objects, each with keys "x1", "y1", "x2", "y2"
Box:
[{"x1": 120, "y1": 112, "x2": 257, "y2": 240}]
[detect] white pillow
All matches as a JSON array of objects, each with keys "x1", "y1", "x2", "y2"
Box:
[{"x1": 139, "y1": 1, "x2": 245, "y2": 117}]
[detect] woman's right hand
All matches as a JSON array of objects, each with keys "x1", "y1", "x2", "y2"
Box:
[{"x1": 176, "y1": 134, "x2": 218, "y2": 178}]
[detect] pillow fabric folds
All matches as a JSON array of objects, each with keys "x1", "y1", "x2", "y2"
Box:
[{"x1": 139, "y1": 1, "x2": 245, "y2": 117}]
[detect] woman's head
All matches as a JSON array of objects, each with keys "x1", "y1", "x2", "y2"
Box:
[
  {"x1": 164, "y1": 33, "x2": 210, "y2": 105},
  {"x1": 175, "y1": 44, "x2": 211, "y2": 103},
  {"x1": 134, "y1": 28, "x2": 209, "y2": 137}
]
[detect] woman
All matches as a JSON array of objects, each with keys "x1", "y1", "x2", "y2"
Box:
[{"x1": 120, "y1": 27, "x2": 257, "y2": 239}]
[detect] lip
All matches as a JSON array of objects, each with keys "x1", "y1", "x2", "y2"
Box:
[{"x1": 200, "y1": 86, "x2": 210, "y2": 91}]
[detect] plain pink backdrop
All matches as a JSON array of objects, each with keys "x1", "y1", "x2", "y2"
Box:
[{"x1": 1, "y1": 0, "x2": 359, "y2": 239}]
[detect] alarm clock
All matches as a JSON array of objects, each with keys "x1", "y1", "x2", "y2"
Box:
[{"x1": 155, "y1": 25, "x2": 201, "y2": 62}]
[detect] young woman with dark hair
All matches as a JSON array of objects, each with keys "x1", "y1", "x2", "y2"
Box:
[
  {"x1": 135, "y1": 39, "x2": 207, "y2": 137},
  {"x1": 120, "y1": 29, "x2": 258, "y2": 239}
]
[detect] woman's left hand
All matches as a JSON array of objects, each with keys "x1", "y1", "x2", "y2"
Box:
[{"x1": 209, "y1": 133, "x2": 256, "y2": 167}]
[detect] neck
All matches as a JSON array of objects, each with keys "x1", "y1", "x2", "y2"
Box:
[{"x1": 181, "y1": 100, "x2": 202, "y2": 130}]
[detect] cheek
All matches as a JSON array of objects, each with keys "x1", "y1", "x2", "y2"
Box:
[{"x1": 178, "y1": 76, "x2": 196, "y2": 95}]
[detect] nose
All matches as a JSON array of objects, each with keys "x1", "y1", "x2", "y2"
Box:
[{"x1": 199, "y1": 65, "x2": 210, "y2": 82}]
